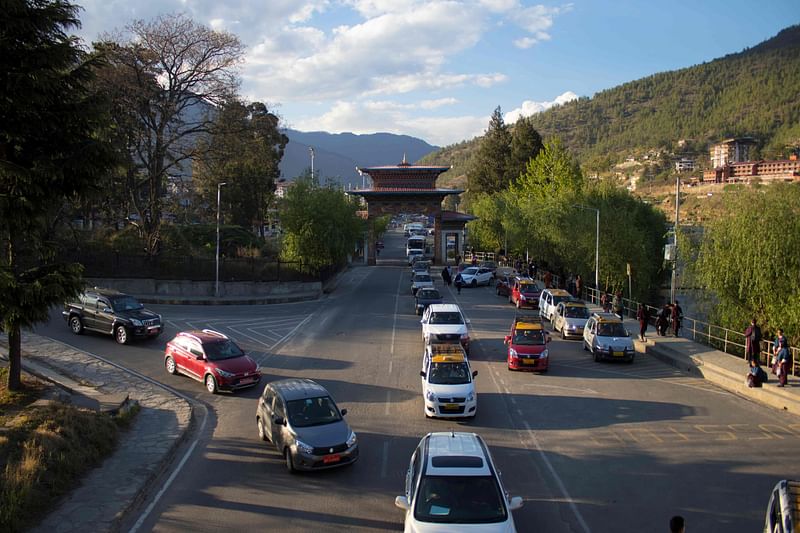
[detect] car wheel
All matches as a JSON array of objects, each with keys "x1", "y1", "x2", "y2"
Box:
[
  {"x1": 560, "y1": 326, "x2": 565, "y2": 339},
  {"x1": 593, "y1": 349, "x2": 601, "y2": 363},
  {"x1": 114, "y1": 325, "x2": 129, "y2": 345},
  {"x1": 583, "y1": 341, "x2": 588, "y2": 351},
  {"x1": 68, "y1": 315, "x2": 83, "y2": 335},
  {"x1": 627, "y1": 354, "x2": 635, "y2": 364},
  {"x1": 471, "y1": 279, "x2": 477, "y2": 288},
  {"x1": 285, "y1": 448, "x2": 296, "y2": 473},
  {"x1": 165, "y1": 356, "x2": 178, "y2": 375},
  {"x1": 205, "y1": 374, "x2": 218, "y2": 394},
  {"x1": 257, "y1": 417, "x2": 269, "y2": 442}
]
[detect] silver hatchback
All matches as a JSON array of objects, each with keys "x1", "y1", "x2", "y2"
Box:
[{"x1": 256, "y1": 378, "x2": 358, "y2": 472}]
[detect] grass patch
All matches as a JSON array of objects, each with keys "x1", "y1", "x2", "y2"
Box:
[{"x1": 0, "y1": 367, "x2": 133, "y2": 532}]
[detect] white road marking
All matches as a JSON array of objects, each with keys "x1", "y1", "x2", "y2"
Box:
[
  {"x1": 522, "y1": 421, "x2": 592, "y2": 533},
  {"x1": 519, "y1": 383, "x2": 601, "y2": 395},
  {"x1": 385, "y1": 389, "x2": 391, "y2": 415}
]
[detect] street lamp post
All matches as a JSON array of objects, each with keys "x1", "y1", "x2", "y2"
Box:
[
  {"x1": 215, "y1": 182, "x2": 227, "y2": 298},
  {"x1": 573, "y1": 204, "x2": 600, "y2": 295},
  {"x1": 309, "y1": 147, "x2": 315, "y2": 184},
  {"x1": 670, "y1": 176, "x2": 680, "y2": 304}
]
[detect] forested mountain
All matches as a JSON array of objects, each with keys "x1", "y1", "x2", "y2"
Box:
[{"x1": 422, "y1": 25, "x2": 800, "y2": 179}]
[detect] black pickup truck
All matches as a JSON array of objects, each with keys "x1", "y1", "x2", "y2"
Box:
[{"x1": 62, "y1": 288, "x2": 163, "y2": 344}]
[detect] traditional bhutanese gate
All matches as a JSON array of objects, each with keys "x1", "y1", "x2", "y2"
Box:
[{"x1": 348, "y1": 158, "x2": 475, "y2": 266}]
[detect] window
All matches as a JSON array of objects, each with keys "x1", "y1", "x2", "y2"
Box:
[
  {"x1": 598, "y1": 323, "x2": 627, "y2": 337},
  {"x1": 428, "y1": 362, "x2": 470, "y2": 385},
  {"x1": 512, "y1": 329, "x2": 545, "y2": 345},
  {"x1": 82, "y1": 293, "x2": 98, "y2": 307},
  {"x1": 413, "y1": 475, "x2": 507, "y2": 523},
  {"x1": 109, "y1": 295, "x2": 144, "y2": 312},
  {"x1": 565, "y1": 306, "x2": 589, "y2": 319},
  {"x1": 286, "y1": 396, "x2": 342, "y2": 428},
  {"x1": 273, "y1": 397, "x2": 286, "y2": 419},
  {"x1": 203, "y1": 340, "x2": 245, "y2": 361},
  {"x1": 429, "y1": 312, "x2": 464, "y2": 325}
]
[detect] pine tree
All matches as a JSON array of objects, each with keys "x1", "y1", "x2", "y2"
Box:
[
  {"x1": 468, "y1": 106, "x2": 512, "y2": 195},
  {"x1": 509, "y1": 116, "x2": 544, "y2": 183}
]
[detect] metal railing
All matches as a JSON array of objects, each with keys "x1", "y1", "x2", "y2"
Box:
[{"x1": 584, "y1": 286, "x2": 798, "y2": 377}]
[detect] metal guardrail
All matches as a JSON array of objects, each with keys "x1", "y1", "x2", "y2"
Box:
[{"x1": 584, "y1": 287, "x2": 798, "y2": 377}]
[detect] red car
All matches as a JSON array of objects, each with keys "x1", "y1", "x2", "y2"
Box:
[
  {"x1": 510, "y1": 277, "x2": 544, "y2": 309},
  {"x1": 164, "y1": 329, "x2": 261, "y2": 393},
  {"x1": 505, "y1": 315, "x2": 550, "y2": 372}
]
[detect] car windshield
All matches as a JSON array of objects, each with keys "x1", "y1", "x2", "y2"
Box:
[
  {"x1": 565, "y1": 306, "x2": 589, "y2": 318},
  {"x1": 428, "y1": 362, "x2": 470, "y2": 385},
  {"x1": 512, "y1": 328, "x2": 545, "y2": 345},
  {"x1": 552, "y1": 295, "x2": 570, "y2": 305},
  {"x1": 414, "y1": 274, "x2": 432, "y2": 283},
  {"x1": 110, "y1": 296, "x2": 144, "y2": 312},
  {"x1": 204, "y1": 339, "x2": 245, "y2": 361},
  {"x1": 479, "y1": 262, "x2": 496, "y2": 269},
  {"x1": 429, "y1": 312, "x2": 464, "y2": 325},
  {"x1": 417, "y1": 289, "x2": 441, "y2": 299},
  {"x1": 519, "y1": 282, "x2": 540, "y2": 294},
  {"x1": 286, "y1": 396, "x2": 342, "y2": 428},
  {"x1": 462, "y1": 267, "x2": 478, "y2": 275},
  {"x1": 414, "y1": 475, "x2": 507, "y2": 524},
  {"x1": 597, "y1": 323, "x2": 628, "y2": 337}
]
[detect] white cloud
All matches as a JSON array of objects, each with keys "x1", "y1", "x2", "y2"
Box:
[
  {"x1": 293, "y1": 100, "x2": 487, "y2": 146},
  {"x1": 511, "y1": 3, "x2": 572, "y2": 48},
  {"x1": 505, "y1": 91, "x2": 578, "y2": 122}
]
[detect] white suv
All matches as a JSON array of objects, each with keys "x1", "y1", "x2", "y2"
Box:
[
  {"x1": 395, "y1": 432, "x2": 523, "y2": 532},
  {"x1": 421, "y1": 304, "x2": 470, "y2": 355},
  {"x1": 420, "y1": 344, "x2": 477, "y2": 418},
  {"x1": 583, "y1": 312, "x2": 635, "y2": 363}
]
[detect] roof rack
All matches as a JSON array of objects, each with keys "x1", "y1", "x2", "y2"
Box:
[
  {"x1": 514, "y1": 313, "x2": 542, "y2": 323},
  {"x1": 201, "y1": 329, "x2": 229, "y2": 339}
]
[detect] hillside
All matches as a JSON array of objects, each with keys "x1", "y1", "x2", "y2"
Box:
[
  {"x1": 423, "y1": 25, "x2": 800, "y2": 184},
  {"x1": 279, "y1": 130, "x2": 438, "y2": 189}
]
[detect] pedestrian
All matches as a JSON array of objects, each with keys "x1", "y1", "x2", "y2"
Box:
[
  {"x1": 567, "y1": 275, "x2": 576, "y2": 297},
  {"x1": 544, "y1": 270, "x2": 553, "y2": 289},
  {"x1": 746, "y1": 358, "x2": 769, "y2": 387},
  {"x1": 636, "y1": 304, "x2": 649, "y2": 342},
  {"x1": 656, "y1": 304, "x2": 671, "y2": 336},
  {"x1": 600, "y1": 292, "x2": 610, "y2": 312},
  {"x1": 455, "y1": 254, "x2": 461, "y2": 266},
  {"x1": 441, "y1": 266, "x2": 451, "y2": 286},
  {"x1": 671, "y1": 300, "x2": 683, "y2": 337},
  {"x1": 744, "y1": 318, "x2": 762, "y2": 364},
  {"x1": 669, "y1": 515, "x2": 685, "y2": 533},
  {"x1": 575, "y1": 274, "x2": 582, "y2": 299},
  {"x1": 612, "y1": 291, "x2": 624, "y2": 320},
  {"x1": 771, "y1": 328, "x2": 790, "y2": 387},
  {"x1": 455, "y1": 273, "x2": 462, "y2": 294}
]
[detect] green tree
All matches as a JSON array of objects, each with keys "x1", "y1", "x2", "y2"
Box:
[
  {"x1": 279, "y1": 179, "x2": 363, "y2": 269},
  {"x1": 0, "y1": 0, "x2": 116, "y2": 390},
  {"x1": 468, "y1": 106, "x2": 511, "y2": 195},
  {"x1": 508, "y1": 116, "x2": 544, "y2": 182},
  {"x1": 692, "y1": 183, "x2": 800, "y2": 340},
  {"x1": 513, "y1": 138, "x2": 585, "y2": 201},
  {"x1": 193, "y1": 99, "x2": 288, "y2": 233}
]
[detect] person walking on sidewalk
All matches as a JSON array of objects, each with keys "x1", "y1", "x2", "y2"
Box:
[
  {"x1": 671, "y1": 301, "x2": 683, "y2": 337},
  {"x1": 574, "y1": 274, "x2": 582, "y2": 299},
  {"x1": 612, "y1": 291, "x2": 624, "y2": 320},
  {"x1": 636, "y1": 304, "x2": 650, "y2": 342},
  {"x1": 744, "y1": 318, "x2": 762, "y2": 364},
  {"x1": 656, "y1": 304, "x2": 671, "y2": 336},
  {"x1": 441, "y1": 265, "x2": 452, "y2": 286},
  {"x1": 772, "y1": 329, "x2": 790, "y2": 387}
]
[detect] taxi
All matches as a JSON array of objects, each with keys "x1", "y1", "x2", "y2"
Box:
[
  {"x1": 552, "y1": 300, "x2": 590, "y2": 339},
  {"x1": 509, "y1": 277, "x2": 544, "y2": 309},
  {"x1": 504, "y1": 314, "x2": 550, "y2": 372},
  {"x1": 420, "y1": 344, "x2": 477, "y2": 418},
  {"x1": 583, "y1": 312, "x2": 635, "y2": 363}
]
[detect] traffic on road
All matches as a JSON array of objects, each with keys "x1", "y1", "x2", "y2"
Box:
[{"x1": 36, "y1": 227, "x2": 800, "y2": 532}]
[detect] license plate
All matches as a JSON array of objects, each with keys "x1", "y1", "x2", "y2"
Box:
[
  {"x1": 147, "y1": 326, "x2": 160, "y2": 331},
  {"x1": 323, "y1": 454, "x2": 341, "y2": 464},
  {"x1": 522, "y1": 358, "x2": 535, "y2": 364},
  {"x1": 444, "y1": 403, "x2": 459, "y2": 409},
  {"x1": 613, "y1": 351, "x2": 624, "y2": 357},
  {"x1": 240, "y1": 377, "x2": 255, "y2": 384}
]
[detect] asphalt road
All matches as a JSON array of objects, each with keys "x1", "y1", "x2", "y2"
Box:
[{"x1": 36, "y1": 228, "x2": 800, "y2": 533}]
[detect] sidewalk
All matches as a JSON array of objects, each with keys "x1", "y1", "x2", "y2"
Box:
[
  {"x1": 0, "y1": 333, "x2": 194, "y2": 533},
  {"x1": 612, "y1": 311, "x2": 800, "y2": 415}
]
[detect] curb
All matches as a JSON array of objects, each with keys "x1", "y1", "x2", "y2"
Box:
[
  {"x1": 137, "y1": 291, "x2": 320, "y2": 305},
  {"x1": 637, "y1": 338, "x2": 800, "y2": 415}
]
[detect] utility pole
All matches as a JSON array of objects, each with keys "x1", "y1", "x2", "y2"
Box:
[
  {"x1": 215, "y1": 182, "x2": 227, "y2": 298},
  {"x1": 309, "y1": 147, "x2": 315, "y2": 185},
  {"x1": 670, "y1": 176, "x2": 680, "y2": 304}
]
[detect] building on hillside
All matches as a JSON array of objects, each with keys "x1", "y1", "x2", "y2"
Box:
[
  {"x1": 709, "y1": 137, "x2": 756, "y2": 168},
  {"x1": 702, "y1": 159, "x2": 800, "y2": 183},
  {"x1": 674, "y1": 158, "x2": 695, "y2": 172},
  {"x1": 275, "y1": 178, "x2": 294, "y2": 198}
]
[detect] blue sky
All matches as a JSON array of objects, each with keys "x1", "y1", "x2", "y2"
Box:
[{"x1": 74, "y1": 0, "x2": 798, "y2": 146}]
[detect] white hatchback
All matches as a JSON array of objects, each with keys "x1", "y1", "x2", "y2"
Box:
[
  {"x1": 420, "y1": 345, "x2": 477, "y2": 418},
  {"x1": 395, "y1": 432, "x2": 523, "y2": 532}
]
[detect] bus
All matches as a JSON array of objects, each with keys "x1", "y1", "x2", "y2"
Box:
[{"x1": 406, "y1": 236, "x2": 426, "y2": 256}]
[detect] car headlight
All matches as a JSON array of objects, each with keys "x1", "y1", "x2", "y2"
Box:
[
  {"x1": 426, "y1": 389, "x2": 436, "y2": 402},
  {"x1": 466, "y1": 392, "x2": 475, "y2": 402},
  {"x1": 509, "y1": 348, "x2": 518, "y2": 358},
  {"x1": 295, "y1": 439, "x2": 314, "y2": 455},
  {"x1": 540, "y1": 349, "x2": 549, "y2": 359},
  {"x1": 519, "y1": 294, "x2": 526, "y2": 300},
  {"x1": 596, "y1": 344, "x2": 608, "y2": 352},
  {"x1": 346, "y1": 431, "x2": 357, "y2": 447},
  {"x1": 216, "y1": 369, "x2": 235, "y2": 378},
  {"x1": 130, "y1": 319, "x2": 143, "y2": 326}
]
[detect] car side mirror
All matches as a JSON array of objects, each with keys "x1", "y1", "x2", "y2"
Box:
[
  {"x1": 546, "y1": 336, "x2": 551, "y2": 343},
  {"x1": 472, "y1": 370, "x2": 478, "y2": 378},
  {"x1": 420, "y1": 318, "x2": 426, "y2": 324},
  {"x1": 508, "y1": 496, "x2": 524, "y2": 511},
  {"x1": 340, "y1": 408, "x2": 347, "y2": 416},
  {"x1": 504, "y1": 335, "x2": 511, "y2": 344},
  {"x1": 420, "y1": 371, "x2": 426, "y2": 378},
  {"x1": 466, "y1": 318, "x2": 471, "y2": 324},
  {"x1": 273, "y1": 416, "x2": 285, "y2": 426},
  {"x1": 394, "y1": 496, "x2": 410, "y2": 511},
  {"x1": 102, "y1": 307, "x2": 113, "y2": 314}
]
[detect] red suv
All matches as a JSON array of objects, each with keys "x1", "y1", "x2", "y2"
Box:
[{"x1": 164, "y1": 329, "x2": 261, "y2": 393}]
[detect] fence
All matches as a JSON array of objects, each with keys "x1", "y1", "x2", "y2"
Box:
[
  {"x1": 63, "y1": 252, "x2": 334, "y2": 284},
  {"x1": 583, "y1": 286, "x2": 798, "y2": 377}
]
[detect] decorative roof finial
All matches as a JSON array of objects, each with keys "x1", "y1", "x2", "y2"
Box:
[{"x1": 402, "y1": 152, "x2": 407, "y2": 165}]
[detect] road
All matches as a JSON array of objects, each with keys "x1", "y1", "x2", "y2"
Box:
[{"x1": 37, "y1": 228, "x2": 800, "y2": 532}]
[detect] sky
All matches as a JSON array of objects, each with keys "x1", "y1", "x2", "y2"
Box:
[{"x1": 72, "y1": 0, "x2": 799, "y2": 147}]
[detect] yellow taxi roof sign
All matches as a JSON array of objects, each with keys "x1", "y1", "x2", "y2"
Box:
[
  {"x1": 550, "y1": 289, "x2": 571, "y2": 296},
  {"x1": 431, "y1": 353, "x2": 466, "y2": 363},
  {"x1": 565, "y1": 301, "x2": 587, "y2": 307},
  {"x1": 517, "y1": 322, "x2": 543, "y2": 330}
]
